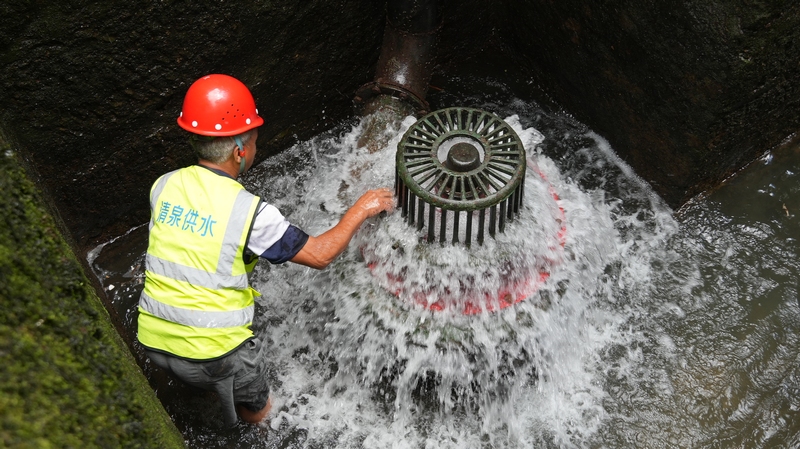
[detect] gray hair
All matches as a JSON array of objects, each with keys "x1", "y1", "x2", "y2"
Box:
[{"x1": 190, "y1": 129, "x2": 256, "y2": 164}]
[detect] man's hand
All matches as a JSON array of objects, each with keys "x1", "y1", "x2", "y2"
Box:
[{"x1": 352, "y1": 188, "x2": 396, "y2": 220}]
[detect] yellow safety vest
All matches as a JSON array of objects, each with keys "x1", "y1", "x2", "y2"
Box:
[{"x1": 137, "y1": 166, "x2": 261, "y2": 360}]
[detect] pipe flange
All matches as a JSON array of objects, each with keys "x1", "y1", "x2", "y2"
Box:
[{"x1": 354, "y1": 81, "x2": 430, "y2": 116}]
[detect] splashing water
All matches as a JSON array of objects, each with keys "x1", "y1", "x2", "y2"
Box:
[
  {"x1": 239, "y1": 108, "x2": 676, "y2": 448},
  {"x1": 89, "y1": 93, "x2": 800, "y2": 448}
]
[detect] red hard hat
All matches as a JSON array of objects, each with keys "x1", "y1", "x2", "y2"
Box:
[{"x1": 177, "y1": 74, "x2": 264, "y2": 136}]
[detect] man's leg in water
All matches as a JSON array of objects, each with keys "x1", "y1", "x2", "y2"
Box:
[
  {"x1": 233, "y1": 338, "x2": 272, "y2": 424},
  {"x1": 237, "y1": 396, "x2": 272, "y2": 423}
]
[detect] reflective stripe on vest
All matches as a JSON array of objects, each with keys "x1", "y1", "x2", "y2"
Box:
[
  {"x1": 148, "y1": 171, "x2": 175, "y2": 232},
  {"x1": 145, "y1": 254, "x2": 248, "y2": 290},
  {"x1": 139, "y1": 291, "x2": 254, "y2": 328}
]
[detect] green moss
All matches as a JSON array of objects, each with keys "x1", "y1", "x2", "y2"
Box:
[{"x1": 0, "y1": 137, "x2": 184, "y2": 448}]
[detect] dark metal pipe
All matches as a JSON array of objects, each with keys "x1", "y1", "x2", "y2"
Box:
[
  {"x1": 377, "y1": 0, "x2": 440, "y2": 105},
  {"x1": 355, "y1": 0, "x2": 441, "y2": 151},
  {"x1": 356, "y1": 0, "x2": 441, "y2": 113}
]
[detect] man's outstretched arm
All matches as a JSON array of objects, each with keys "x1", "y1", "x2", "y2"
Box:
[{"x1": 290, "y1": 188, "x2": 395, "y2": 269}]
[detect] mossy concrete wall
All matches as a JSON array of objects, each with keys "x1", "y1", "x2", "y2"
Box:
[{"x1": 0, "y1": 133, "x2": 184, "y2": 448}]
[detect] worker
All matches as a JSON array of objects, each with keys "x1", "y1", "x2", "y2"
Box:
[{"x1": 136, "y1": 74, "x2": 395, "y2": 427}]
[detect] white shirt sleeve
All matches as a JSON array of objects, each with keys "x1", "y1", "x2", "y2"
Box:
[{"x1": 247, "y1": 202, "x2": 291, "y2": 255}]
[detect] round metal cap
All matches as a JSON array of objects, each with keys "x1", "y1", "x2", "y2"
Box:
[
  {"x1": 396, "y1": 107, "x2": 526, "y2": 212},
  {"x1": 395, "y1": 107, "x2": 527, "y2": 245},
  {"x1": 445, "y1": 143, "x2": 482, "y2": 172}
]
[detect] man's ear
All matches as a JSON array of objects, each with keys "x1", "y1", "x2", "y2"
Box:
[{"x1": 233, "y1": 144, "x2": 244, "y2": 159}]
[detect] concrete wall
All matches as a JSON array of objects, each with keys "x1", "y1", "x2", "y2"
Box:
[
  {"x1": 0, "y1": 1, "x2": 385, "y2": 251},
  {"x1": 0, "y1": 132, "x2": 184, "y2": 447},
  {"x1": 2, "y1": 1, "x2": 797, "y2": 248},
  {"x1": 493, "y1": 0, "x2": 800, "y2": 206}
]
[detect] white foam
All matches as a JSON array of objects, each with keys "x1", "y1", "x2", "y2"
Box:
[{"x1": 244, "y1": 109, "x2": 679, "y2": 448}]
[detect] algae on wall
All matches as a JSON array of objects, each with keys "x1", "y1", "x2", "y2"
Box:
[{"x1": 0, "y1": 135, "x2": 184, "y2": 448}]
